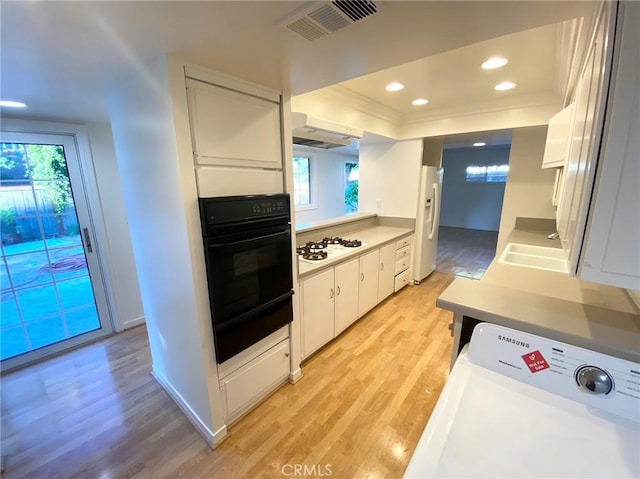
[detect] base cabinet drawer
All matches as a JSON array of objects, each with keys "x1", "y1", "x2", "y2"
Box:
[
  {"x1": 221, "y1": 340, "x2": 289, "y2": 421},
  {"x1": 394, "y1": 269, "x2": 410, "y2": 292},
  {"x1": 396, "y1": 237, "x2": 412, "y2": 250},
  {"x1": 395, "y1": 257, "x2": 410, "y2": 275},
  {"x1": 396, "y1": 245, "x2": 411, "y2": 261}
]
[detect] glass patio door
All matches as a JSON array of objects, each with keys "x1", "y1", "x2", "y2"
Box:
[{"x1": 1, "y1": 131, "x2": 112, "y2": 368}]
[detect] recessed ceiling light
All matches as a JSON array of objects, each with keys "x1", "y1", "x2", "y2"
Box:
[
  {"x1": 412, "y1": 98, "x2": 428, "y2": 106},
  {"x1": 473, "y1": 142, "x2": 486, "y2": 147},
  {"x1": 481, "y1": 57, "x2": 508, "y2": 70},
  {"x1": 385, "y1": 82, "x2": 405, "y2": 92},
  {"x1": 0, "y1": 100, "x2": 27, "y2": 108},
  {"x1": 495, "y1": 81, "x2": 517, "y2": 91}
]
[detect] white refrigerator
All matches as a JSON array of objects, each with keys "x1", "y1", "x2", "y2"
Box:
[{"x1": 413, "y1": 166, "x2": 443, "y2": 283}]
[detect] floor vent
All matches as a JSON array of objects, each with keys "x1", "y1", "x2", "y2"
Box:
[{"x1": 282, "y1": 1, "x2": 378, "y2": 41}]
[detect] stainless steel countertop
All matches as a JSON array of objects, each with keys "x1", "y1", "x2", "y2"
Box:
[{"x1": 437, "y1": 228, "x2": 640, "y2": 363}]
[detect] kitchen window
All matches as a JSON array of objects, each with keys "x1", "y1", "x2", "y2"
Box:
[
  {"x1": 466, "y1": 164, "x2": 509, "y2": 183},
  {"x1": 292, "y1": 156, "x2": 312, "y2": 208},
  {"x1": 345, "y1": 161, "x2": 358, "y2": 213}
]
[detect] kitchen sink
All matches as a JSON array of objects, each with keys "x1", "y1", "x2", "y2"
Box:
[{"x1": 498, "y1": 243, "x2": 569, "y2": 273}]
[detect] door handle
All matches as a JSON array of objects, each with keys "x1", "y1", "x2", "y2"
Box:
[
  {"x1": 381, "y1": 262, "x2": 384, "y2": 271},
  {"x1": 82, "y1": 227, "x2": 93, "y2": 253},
  {"x1": 330, "y1": 288, "x2": 334, "y2": 299},
  {"x1": 336, "y1": 285, "x2": 341, "y2": 296},
  {"x1": 361, "y1": 272, "x2": 364, "y2": 282}
]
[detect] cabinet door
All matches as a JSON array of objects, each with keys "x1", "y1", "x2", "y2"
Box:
[
  {"x1": 377, "y1": 243, "x2": 396, "y2": 302},
  {"x1": 186, "y1": 79, "x2": 282, "y2": 169},
  {"x1": 334, "y1": 258, "x2": 360, "y2": 335},
  {"x1": 301, "y1": 269, "x2": 335, "y2": 358},
  {"x1": 358, "y1": 249, "x2": 380, "y2": 317},
  {"x1": 221, "y1": 340, "x2": 289, "y2": 421},
  {"x1": 578, "y1": 1, "x2": 640, "y2": 289},
  {"x1": 556, "y1": 5, "x2": 611, "y2": 269}
]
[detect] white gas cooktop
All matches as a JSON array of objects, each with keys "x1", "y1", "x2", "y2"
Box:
[{"x1": 404, "y1": 323, "x2": 640, "y2": 478}]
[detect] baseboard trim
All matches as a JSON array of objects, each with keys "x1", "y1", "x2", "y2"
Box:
[
  {"x1": 151, "y1": 366, "x2": 227, "y2": 448},
  {"x1": 122, "y1": 316, "x2": 145, "y2": 330},
  {"x1": 288, "y1": 368, "x2": 303, "y2": 384}
]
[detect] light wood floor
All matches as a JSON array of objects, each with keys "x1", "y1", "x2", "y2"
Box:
[
  {"x1": 436, "y1": 226, "x2": 498, "y2": 280},
  {"x1": 1, "y1": 271, "x2": 455, "y2": 479}
]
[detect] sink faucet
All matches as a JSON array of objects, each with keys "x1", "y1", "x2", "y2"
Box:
[{"x1": 547, "y1": 232, "x2": 559, "y2": 240}]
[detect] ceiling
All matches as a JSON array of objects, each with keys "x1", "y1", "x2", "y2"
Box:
[
  {"x1": 0, "y1": 1, "x2": 596, "y2": 124},
  {"x1": 337, "y1": 23, "x2": 559, "y2": 116}
]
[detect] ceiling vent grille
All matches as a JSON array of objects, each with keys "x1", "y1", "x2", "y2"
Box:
[
  {"x1": 309, "y1": 4, "x2": 351, "y2": 32},
  {"x1": 332, "y1": 1, "x2": 377, "y2": 22},
  {"x1": 282, "y1": 1, "x2": 378, "y2": 41},
  {"x1": 287, "y1": 17, "x2": 328, "y2": 41}
]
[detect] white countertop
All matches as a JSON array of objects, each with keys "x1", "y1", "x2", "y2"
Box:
[{"x1": 297, "y1": 225, "x2": 413, "y2": 279}]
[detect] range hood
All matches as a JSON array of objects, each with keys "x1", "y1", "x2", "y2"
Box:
[{"x1": 292, "y1": 112, "x2": 363, "y2": 149}]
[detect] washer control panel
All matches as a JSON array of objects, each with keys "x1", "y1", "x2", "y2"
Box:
[{"x1": 466, "y1": 323, "x2": 640, "y2": 421}]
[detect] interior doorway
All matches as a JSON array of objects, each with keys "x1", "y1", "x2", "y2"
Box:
[
  {"x1": 435, "y1": 131, "x2": 512, "y2": 279},
  {"x1": 1, "y1": 131, "x2": 112, "y2": 370}
]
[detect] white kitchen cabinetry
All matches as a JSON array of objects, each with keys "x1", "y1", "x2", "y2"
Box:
[
  {"x1": 334, "y1": 258, "x2": 360, "y2": 335},
  {"x1": 301, "y1": 268, "x2": 335, "y2": 358},
  {"x1": 301, "y1": 258, "x2": 359, "y2": 358},
  {"x1": 542, "y1": 104, "x2": 575, "y2": 169},
  {"x1": 577, "y1": 1, "x2": 639, "y2": 289},
  {"x1": 358, "y1": 249, "x2": 380, "y2": 317},
  {"x1": 186, "y1": 78, "x2": 282, "y2": 169},
  {"x1": 220, "y1": 339, "x2": 290, "y2": 422},
  {"x1": 378, "y1": 243, "x2": 396, "y2": 302},
  {"x1": 394, "y1": 235, "x2": 413, "y2": 292},
  {"x1": 557, "y1": 1, "x2": 639, "y2": 289}
]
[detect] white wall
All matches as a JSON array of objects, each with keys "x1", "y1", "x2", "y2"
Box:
[
  {"x1": 440, "y1": 146, "x2": 510, "y2": 231},
  {"x1": 359, "y1": 139, "x2": 423, "y2": 218},
  {"x1": 293, "y1": 146, "x2": 358, "y2": 226},
  {"x1": 497, "y1": 126, "x2": 557, "y2": 250},
  {"x1": 108, "y1": 55, "x2": 224, "y2": 446},
  {"x1": 86, "y1": 122, "x2": 145, "y2": 330}
]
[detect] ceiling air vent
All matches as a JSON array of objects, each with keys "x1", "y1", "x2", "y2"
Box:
[
  {"x1": 332, "y1": 1, "x2": 377, "y2": 22},
  {"x1": 281, "y1": 1, "x2": 378, "y2": 41}
]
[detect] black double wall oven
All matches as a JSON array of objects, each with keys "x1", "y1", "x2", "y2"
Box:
[{"x1": 199, "y1": 194, "x2": 294, "y2": 363}]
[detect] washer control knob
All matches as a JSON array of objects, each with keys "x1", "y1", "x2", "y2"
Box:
[{"x1": 575, "y1": 366, "x2": 613, "y2": 395}]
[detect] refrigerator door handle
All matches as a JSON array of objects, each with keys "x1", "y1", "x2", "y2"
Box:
[{"x1": 428, "y1": 182, "x2": 438, "y2": 239}]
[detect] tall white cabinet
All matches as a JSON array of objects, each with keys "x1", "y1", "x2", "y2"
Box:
[{"x1": 109, "y1": 56, "x2": 293, "y2": 447}]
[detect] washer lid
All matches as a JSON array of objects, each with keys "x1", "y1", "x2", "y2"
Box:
[{"x1": 404, "y1": 325, "x2": 640, "y2": 479}]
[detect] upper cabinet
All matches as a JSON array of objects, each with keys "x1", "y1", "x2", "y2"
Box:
[
  {"x1": 186, "y1": 78, "x2": 283, "y2": 169},
  {"x1": 542, "y1": 103, "x2": 575, "y2": 169},
  {"x1": 557, "y1": 1, "x2": 639, "y2": 290},
  {"x1": 577, "y1": 1, "x2": 639, "y2": 290}
]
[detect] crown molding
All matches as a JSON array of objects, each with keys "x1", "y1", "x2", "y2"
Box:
[
  {"x1": 402, "y1": 91, "x2": 562, "y2": 126},
  {"x1": 314, "y1": 84, "x2": 404, "y2": 125}
]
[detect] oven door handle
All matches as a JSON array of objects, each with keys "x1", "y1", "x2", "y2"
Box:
[
  {"x1": 207, "y1": 229, "x2": 290, "y2": 248},
  {"x1": 215, "y1": 291, "x2": 294, "y2": 333}
]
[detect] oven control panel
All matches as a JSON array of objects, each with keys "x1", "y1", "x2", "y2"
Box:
[
  {"x1": 466, "y1": 323, "x2": 640, "y2": 421},
  {"x1": 199, "y1": 194, "x2": 290, "y2": 229},
  {"x1": 251, "y1": 198, "x2": 287, "y2": 215}
]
